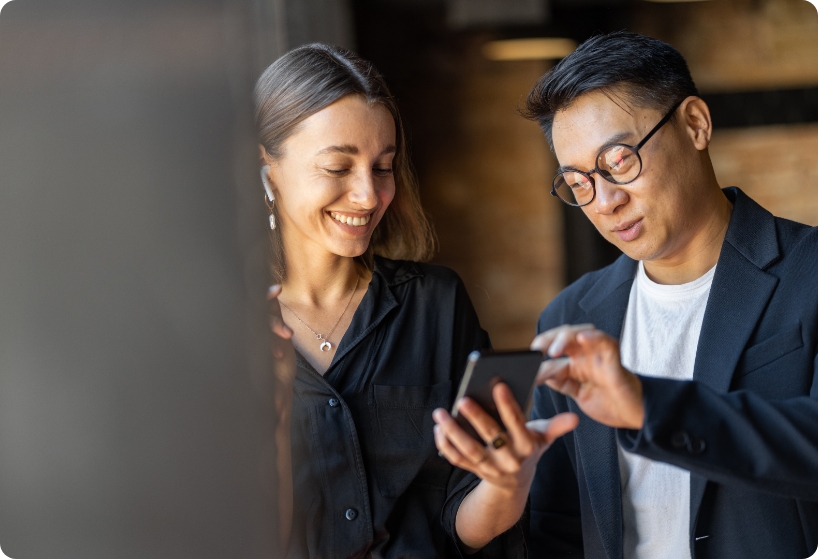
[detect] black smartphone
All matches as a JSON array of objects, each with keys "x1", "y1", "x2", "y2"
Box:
[{"x1": 451, "y1": 350, "x2": 543, "y2": 443}]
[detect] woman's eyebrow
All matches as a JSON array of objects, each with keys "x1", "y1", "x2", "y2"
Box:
[
  {"x1": 315, "y1": 144, "x2": 397, "y2": 156},
  {"x1": 316, "y1": 144, "x2": 358, "y2": 155}
]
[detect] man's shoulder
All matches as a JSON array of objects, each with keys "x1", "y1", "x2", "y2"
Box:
[
  {"x1": 774, "y1": 215, "x2": 818, "y2": 257},
  {"x1": 537, "y1": 254, "x2": 634, "y2": 334}
]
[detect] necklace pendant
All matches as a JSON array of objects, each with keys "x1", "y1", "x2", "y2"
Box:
[{"x1": 319, "y1": 341, "x2": 332, "y2": 352}]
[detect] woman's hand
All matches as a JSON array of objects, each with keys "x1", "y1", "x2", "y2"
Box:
[
  {"x1": 268, "y1": 284, "x2": 296, "y2": 388},
  {"x1": 432, "y1": 384, "x2": 578, "y2": 552},
  {"x1": 268, "y1": 285, "x2": 296, "y2": 551}
]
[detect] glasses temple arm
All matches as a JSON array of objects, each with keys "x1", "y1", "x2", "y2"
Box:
[{"x1": 633, "y1": 100, "x2": 684, "y2": 151}]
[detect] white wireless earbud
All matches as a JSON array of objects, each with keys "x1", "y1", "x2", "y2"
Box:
[{"x1": 261, "y1": 165, "x2": 275, "y2": 203}]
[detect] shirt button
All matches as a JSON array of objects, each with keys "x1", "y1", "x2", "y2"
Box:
[
  {"x1": 688, "y1": 436, "x2": 706, "y2": 455},
  {"x1": 344, "y1": 508, "x2": 358, "y2": 521},
  {"x1": 671, "y1": 430, "x2": 689, "y2": 449},
  {"x1": 328, "y1": 398, "x2": 340, "y2": 408}
]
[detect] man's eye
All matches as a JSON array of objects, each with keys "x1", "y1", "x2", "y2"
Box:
[
  {"x1": 325, "y1": 168, "x2": 347, "y2": 175},
  {"x1": 563, "y1": 172, "x2": 591, "y2": 189}
]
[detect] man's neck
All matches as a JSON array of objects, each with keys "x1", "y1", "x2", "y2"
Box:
[{"x1": 643, "y1": 191, "x2": 733, "y2": 285}]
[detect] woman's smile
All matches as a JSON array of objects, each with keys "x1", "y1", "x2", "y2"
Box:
[{"x1": 329, "y1": 211, "x2": 373, "y2": 227}]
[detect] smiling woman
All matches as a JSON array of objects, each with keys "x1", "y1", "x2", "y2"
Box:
[
  {"x1": 253, "y1": 44, "x2": 546, "y2": 559},
  {"x1": 255, "y1": 44, "x2": 435, "y2": 285}
]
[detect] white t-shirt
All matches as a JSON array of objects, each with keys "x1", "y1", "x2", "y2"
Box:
[{"x1": 618, "y1": 261, "x2": 716, "y2": 559}]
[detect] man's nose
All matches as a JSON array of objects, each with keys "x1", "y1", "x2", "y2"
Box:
[{"x1": 593, "y1": 176, "x2": 628, "y2": 215}]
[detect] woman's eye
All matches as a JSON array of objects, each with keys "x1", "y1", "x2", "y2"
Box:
[{"x1": 374, "y1": 167, "x2": 394, "y2": 176}]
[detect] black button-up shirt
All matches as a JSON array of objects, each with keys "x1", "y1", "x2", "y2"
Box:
[{"x1": 287, "y1": 257, "x2": 524, "y2": 559}]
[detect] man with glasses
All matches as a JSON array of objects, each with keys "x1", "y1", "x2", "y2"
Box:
[
  {"x1": 433, "y1": 30, "x2": 818, "y2": 558},
  {"x1": 520, "y1": 31, "x2": 818, "y2": 559}
]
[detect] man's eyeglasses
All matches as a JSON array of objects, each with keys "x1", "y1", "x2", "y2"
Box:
[{"x1": 551, "y1": 100, "x2": 684, "y2": 207}]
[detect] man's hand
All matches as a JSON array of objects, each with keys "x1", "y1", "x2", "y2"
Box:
[
  {"x1": 531, "y1": 324, "x2": 645, "y2": 430},
  {"x1": 433, "y1": 383, "x2": 578, "y2": 552}
]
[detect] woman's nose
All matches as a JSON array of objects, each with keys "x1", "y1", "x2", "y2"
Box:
[{"x1": 348, "y1": 170, "x2": 379, "y2": 207}]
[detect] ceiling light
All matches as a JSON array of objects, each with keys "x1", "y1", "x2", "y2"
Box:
[{"x1": 482, "y1": 38, "x2": 578, "y2": 61}]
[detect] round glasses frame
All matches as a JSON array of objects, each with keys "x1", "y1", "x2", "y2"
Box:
[{"x1": 550, "y1": 100, "x2": 684, "y2": 207}]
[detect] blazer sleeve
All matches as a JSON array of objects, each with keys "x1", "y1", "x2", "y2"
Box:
[
  {"x1": 526, "y1": 300, "x2": 584, "y2": 558},
  {"x1": 618, "y1": 352, "x2": 818, "y2": 500}
]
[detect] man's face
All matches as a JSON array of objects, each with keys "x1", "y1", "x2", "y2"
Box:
[{"x1": 551, "y1": 90, "x2": 706, "y2": 263}]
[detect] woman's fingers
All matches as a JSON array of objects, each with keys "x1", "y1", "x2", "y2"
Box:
[
  {"x1": 525, "y1": 412, "x2": 578, "y2": 450},
  {"x1": 267, "y1": 284, "x2": 282, "y2": 300},
  {"x1": 455, "y1": 397, "x2": 505, "y2": 450},
  {"x1": 433, "y1": 408, "x2": 492, "y2": 468},
  {"x1": 434, "y1": 424, "x2": 475, "y2": 472},
  {"x1": 492, "y1": 383, "x2": 534, "y2": 456},
  {"x1": 268, "y1": 285, "x2": 293, "y2": 339},
  {"x1": 538, "y1": 412, "x2": 579, "y2": 445},
  {"x1": 270, "y1": 315, "x2": 293, "y2": 339}
]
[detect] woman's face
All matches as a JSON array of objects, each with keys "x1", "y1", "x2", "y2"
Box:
[{"x1": 265, "y1": 94, "x2": 397, "y2": 260}]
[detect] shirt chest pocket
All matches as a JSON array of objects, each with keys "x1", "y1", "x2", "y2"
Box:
[{"x1": 371, "y1": 381, "x2": 452, "y2": 498}]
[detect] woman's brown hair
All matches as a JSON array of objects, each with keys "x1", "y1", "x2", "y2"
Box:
[{"x1": 254, "y1": 43, "x2": 436, "y2": 282}]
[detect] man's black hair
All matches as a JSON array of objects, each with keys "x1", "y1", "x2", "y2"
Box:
[{"x1": 522, "y1": 31, "x2": 699, "y2": 149}]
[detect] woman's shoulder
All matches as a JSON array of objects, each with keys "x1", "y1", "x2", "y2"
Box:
[{"x1": 374, "y1": 256, "x2": 465, "y2": 293}]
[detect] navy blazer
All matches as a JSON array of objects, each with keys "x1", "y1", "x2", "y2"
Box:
[{"x1": 528, "y1": 187, "x2": 818, "y2": 559}]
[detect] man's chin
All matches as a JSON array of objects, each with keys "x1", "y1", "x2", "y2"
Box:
[{"x1": 609, "y1": 237, "x2": 654, "y2": 262}]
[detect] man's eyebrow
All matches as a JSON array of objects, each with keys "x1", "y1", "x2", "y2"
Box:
[{"x1": 556, "y1": 131, "x2": 634, "y2": 172}]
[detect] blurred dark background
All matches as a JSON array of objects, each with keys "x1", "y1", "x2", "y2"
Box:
[
  {"x1": 272, "y1": 0, "x2": 818, "y2": 348},
  {"x1": 0, "y1": 2, "x2": 815, "y2": 556}
]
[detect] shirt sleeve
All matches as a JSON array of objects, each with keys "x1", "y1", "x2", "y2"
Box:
[
  {"x1": 526, "y1": 298, "x2": 584, "y2": 558},
  {"x1": 440, "y1": 274, "x2": 526, "y2": 559}
]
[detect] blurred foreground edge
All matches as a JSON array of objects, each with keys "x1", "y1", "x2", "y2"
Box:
[{"x1": 0, "y1": 1, "x2": 282, "y2": 558}]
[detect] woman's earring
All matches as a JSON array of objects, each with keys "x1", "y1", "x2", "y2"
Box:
[{"x1": 261, "y1": 166, "x2": 276, "y2": 230}]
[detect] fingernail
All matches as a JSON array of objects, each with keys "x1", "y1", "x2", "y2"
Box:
[{"x1": 547, "y1": 341, "x2": 561, "y2": 357}]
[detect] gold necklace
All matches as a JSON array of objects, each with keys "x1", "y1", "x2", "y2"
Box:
[{"x1": 279, "y1": 276, "x2": 360, "y2": 352}]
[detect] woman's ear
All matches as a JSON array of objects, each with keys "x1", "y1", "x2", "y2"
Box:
[
  {"x1": 261, "y1": 165, "x2": 275, "y2": 203},
  {"x1": 258, "y1": 143, "x2": 270, "y2": 164},
  {"x1": 681, "y1": 97, "x2": 712, "y2": 151},
  {"x1": 258, "y1": 144, "x2": 276, "y2": 202}
]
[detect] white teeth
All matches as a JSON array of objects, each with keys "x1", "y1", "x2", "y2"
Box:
[{"x1": 330, "y1": 212, "x2": 370, "y2": 227}]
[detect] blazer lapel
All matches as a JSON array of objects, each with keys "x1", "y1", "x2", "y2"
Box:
[
  {"x1": 574, "y1": 256, "x2": 638, "y2": 559},
  {"x1": 689, "y1": 187, "x2": 780, "y2": 532}
]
